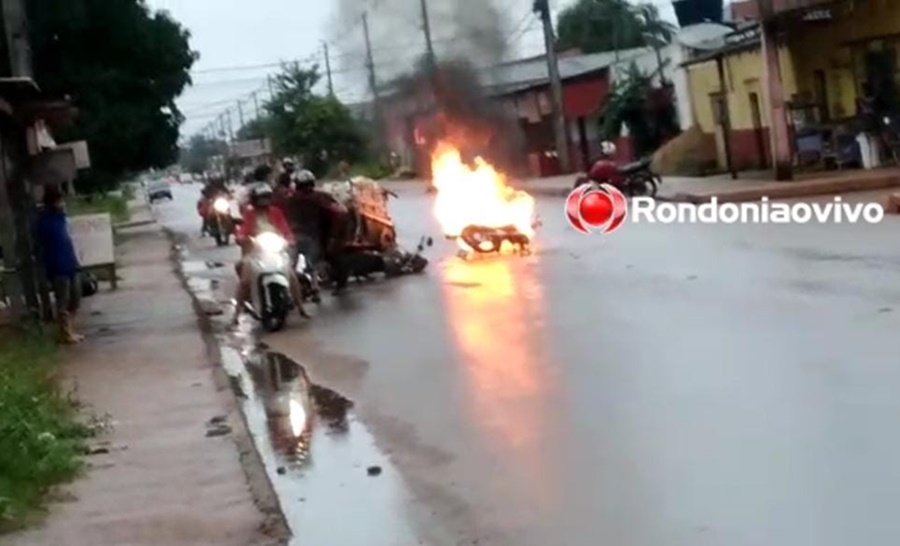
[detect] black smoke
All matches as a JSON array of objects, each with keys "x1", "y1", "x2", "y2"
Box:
[{"x1": 330, "y1": 0, "x2": 531, "y2": 178}]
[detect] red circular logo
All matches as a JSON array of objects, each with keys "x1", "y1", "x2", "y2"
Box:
[{"x1": 565, "y1": 183, "x2": 628, "y2": 234}]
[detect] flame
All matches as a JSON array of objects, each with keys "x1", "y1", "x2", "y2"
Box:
[{"x1": 431, "y1": 141, "x2": 536, "y2": 250}]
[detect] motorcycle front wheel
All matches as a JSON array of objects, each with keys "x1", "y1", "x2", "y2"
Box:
[
  {"x1": 631, "y1": 175, "x2": 659, "y2": 198},
  {"x1": 261, "y1": 285, "x2": 290, "y2": 332}
]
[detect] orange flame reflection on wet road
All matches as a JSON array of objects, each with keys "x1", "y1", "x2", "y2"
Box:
[{"x1": 440, "y1": 255, "x2": 558, "y2": 510}]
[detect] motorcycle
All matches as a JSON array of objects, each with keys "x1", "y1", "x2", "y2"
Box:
[
  {"x1": 244, "y1": 232, "x2": 294, "y2": 332},
  {"x1": 573, "y1": 141, "x2": 661, "y2": 198},
  {"x1": 207, "y1": 195, "x2": 240, "y2": 247},
  {"x1": 319, "y1": 177, "x2": 431, "y2": 284}
]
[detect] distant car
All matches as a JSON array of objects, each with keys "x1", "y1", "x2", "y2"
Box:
[{"x1": 146, "y1": 179, "x2": 173, "y2": 203}]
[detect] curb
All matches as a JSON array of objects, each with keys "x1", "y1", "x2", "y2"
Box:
[
  {"x1": 671, "y1": 175, "x2": 900, "y2": 204},
  {"x1": 114, "y1": 218, "x2": 157, "y2": 229},
  {"x1": 163, "y1": 227, "x2": 292, "y2": 546}
]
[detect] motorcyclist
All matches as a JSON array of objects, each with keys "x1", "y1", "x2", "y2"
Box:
[
  {"x1": 284, "y1": 169, "x2": 353, "y2": 294},
  {"x1": 232, "y1": 183, "x2": 310, "y2": 325},
  {"x1": 281, "y1": 169, "x2": 323, "y2": 301},
  {"x1": 277, "y1": 158, "x2": 296, "y2": 189},
  {"x1": 198, "y1": 176, "x2": 230, "y2": 236}
]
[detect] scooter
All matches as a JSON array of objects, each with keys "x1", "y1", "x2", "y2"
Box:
[{"x1": 245, "y1": 232, "x2": 294, "y2": 332}]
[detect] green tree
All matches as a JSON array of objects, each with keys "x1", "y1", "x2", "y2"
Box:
[
  {"x1": 599, "y1": 63, "x2": 678, "y2": 156},
  {"x1": 556, "y1": 0, "x2": 647, "y2": 54},
  {"x1": 179, "y1": 134, "x2": 225, "y2": 174},
  {"x1": 637, "y1": 3, "x2": 678, "y2": 84},
  {"x1": 265, "y1": 63, "x2": 366, "y2": 176},
  {"x1": 236, "y1": 118, "x2": 268, "y2": 141},
  {"x1": 28, "y1": 0, "x2": 197, "y2": 192}
]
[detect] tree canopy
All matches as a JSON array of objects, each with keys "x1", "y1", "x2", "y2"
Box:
[
  {"x1": 556, "y1": 0, "x2": 677, "y2": 55},
  {"x1": 262, "y1": 63, "x2": 367, "y2": 176},
  {"x1": 28, "y1": 0, "x2": 197, "y2": 191}
]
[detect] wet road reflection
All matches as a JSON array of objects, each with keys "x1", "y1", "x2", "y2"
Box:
[
  {"x1": 220, "y1": 342, "x2": 421, "y2": 546},
  {"x1": 440, "y1": 254, "x2": 561, "y2": 517}
]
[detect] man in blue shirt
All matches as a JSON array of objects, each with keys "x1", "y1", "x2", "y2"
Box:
[{"x1": 35, "y1": 186, "x2": 84, "y2": 344}]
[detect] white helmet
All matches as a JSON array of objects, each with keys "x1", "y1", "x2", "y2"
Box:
[
  {"x1": 600, "y1": 140, "x2": 618, "y2": 157},
  {"x1": 293, "y1": 169, "x2": 316, "y2": 188}
]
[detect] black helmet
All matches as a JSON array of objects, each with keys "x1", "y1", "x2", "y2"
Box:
[
  {"x1": 249, "y1": 183, "x2": 274, "y2": 208},
  {"x1": 252, "y1": 164, "x2": 273, "y2": 182}
]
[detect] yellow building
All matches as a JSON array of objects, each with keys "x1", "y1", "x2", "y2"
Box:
[{"x1": 683, "y1": 0, "x2": 900, "y2": 173}]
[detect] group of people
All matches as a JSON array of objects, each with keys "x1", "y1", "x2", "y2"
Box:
[{"x1": 215, "y1": 159, "x2": 354, "y2": 326}]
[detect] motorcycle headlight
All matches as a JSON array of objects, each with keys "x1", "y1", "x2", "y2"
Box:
[
  {"x1": 213, "y1": 197, "x2": 230, "y2": 213},
  {"x1": 256, "y1": 232, "x2": 287, "y2": 254}
]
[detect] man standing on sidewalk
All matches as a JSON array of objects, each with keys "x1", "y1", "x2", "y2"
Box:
[{"x1": 35, "y1": 186, "x2": 84, "y2": 344}]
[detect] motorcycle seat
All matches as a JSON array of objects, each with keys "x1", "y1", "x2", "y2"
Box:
[{"x1": 617, "y1": 156, "x2": 652, "y2": 175}]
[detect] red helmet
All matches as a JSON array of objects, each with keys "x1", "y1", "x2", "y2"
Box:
[{"x1": 588, "y1": 159, "x2": 618, "y2": 183}]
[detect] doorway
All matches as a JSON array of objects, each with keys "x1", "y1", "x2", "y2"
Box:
[
  {"x1": 813, "y1": 70, "x2": 830, "y2": 122},
  {"x1": 749, "y1": 92, "x2": 769, "y2": 168},
  {"x1": 865, "y1": 49, "x2": 899, "y2": 113}
]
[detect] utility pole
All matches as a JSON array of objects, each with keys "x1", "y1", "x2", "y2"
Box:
[
  {"x1": 758, "y1": 0, "x2": 792, "y2": 180},
  {"x1": 225, "y1": 109, "x2": 234, "y2": 142},
  {"x1": 1, "y1": 0, "x2": 32, "y2": 78},
  {"x1": 419, "y1": 0, "x2": 437, "y2": 72},
  {"x1": 362, "y1": 12, "x2": 385, "y2": 155},
  {"x1": 534, "y1": 0, "x2": 571, "y2": 173},
  {"x1": 362, "y1": 13, "x2": 379, "y2": 102},
  {"x1": 237, "y1": 100, "x2": 245, "y2": 132},
  {"x1": 323, "y1": 41, "x2": 335, "y2": 97},
  {"x1": 267, "y1": 75, "x2": 275, "y2": 101},
  {"x1": 252, "y1": 92, "x2": 261, "y2": 120}
]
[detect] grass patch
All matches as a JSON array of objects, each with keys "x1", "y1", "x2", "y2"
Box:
[
  {"x1": 0, "y1": 328, "x2": 89, "y2": 533},
  {"x1": 68, "y1": 194, "x2": 130, "y2": 224}
]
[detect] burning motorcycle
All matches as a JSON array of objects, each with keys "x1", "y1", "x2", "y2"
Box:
[
  {"x1": 430, "y1": 142, "x2": 538, "y2": 258},
  {"x1": 573, "y1": 141, "x2": 661, "y2": 198}
]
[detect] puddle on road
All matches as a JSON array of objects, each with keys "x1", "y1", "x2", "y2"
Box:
[
  {"x1": 220, "y1": 342, "x2": 423, "y2": 546},
  {"x1": 178, "y1": 245, "x2": 429, "y2": 545}
]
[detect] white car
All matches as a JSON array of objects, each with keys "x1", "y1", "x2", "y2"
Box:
[{"x1": 145, "y1": 179, "x2": 173, "y2": 202}]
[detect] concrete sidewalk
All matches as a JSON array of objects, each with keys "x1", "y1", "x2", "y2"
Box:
[
  {"x1": 507, "y1": 167, "x2": 900, "y2": 202},
  {"x1": 8, "y1": 224, "x2": 286, "y2": 546},
  {"x1": 366, "y1": 167, "x2": 900, "y2": 206}
]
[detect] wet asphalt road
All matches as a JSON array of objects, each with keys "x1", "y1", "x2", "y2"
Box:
[{"x1": 159, "y1": 182, "x2": 900, "y2": 546}]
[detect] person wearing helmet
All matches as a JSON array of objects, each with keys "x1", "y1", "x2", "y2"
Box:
[
  {"x1": 283, "y1": 169, "x2": 353, "y2": 294},
  {"x1": 232, "y1": 183, "x2": 310, "y2": 324},
  {"x1": 277, "y1": 158, "x2": 296, "y2": 188}
]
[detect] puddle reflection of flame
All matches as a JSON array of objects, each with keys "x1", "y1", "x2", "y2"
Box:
[{"x1": 441, "y1": 257, "x2": 556, "y2": 508}]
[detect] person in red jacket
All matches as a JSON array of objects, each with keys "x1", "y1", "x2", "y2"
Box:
[{"x1": 232, "y1": 184, "x2": 310, "y2": 324}]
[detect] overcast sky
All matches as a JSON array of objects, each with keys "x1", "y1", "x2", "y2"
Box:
[{"x1": 146, "y1": 0, "x2": 677, "y2": 140}]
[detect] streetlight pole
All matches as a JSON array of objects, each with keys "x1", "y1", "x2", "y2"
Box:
[{"x1": 534, "y1": 0, "x2": 571, "y2": 173}]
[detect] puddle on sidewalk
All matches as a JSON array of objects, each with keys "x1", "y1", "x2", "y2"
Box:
[{"x1": 220, "y1": 343, "x2": 423, "y2": 546}]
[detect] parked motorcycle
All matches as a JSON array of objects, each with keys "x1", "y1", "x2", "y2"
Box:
[
  {"x1": 573, "y1": 141, "x2": 661, "y2": 197},
  {"x1": 244, "y1": 232, "x2": 294, "y2": 332},
  {"x1": 207, "y1": 195, "x2": 240, "y2": 247}
]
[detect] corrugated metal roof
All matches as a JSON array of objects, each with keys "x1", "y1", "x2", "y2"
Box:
[
  {"x1": 480, "y1": 47, "x2": 653, "y2": 96},
  {"x1": 675, "y1": 22, "x2": 735, "y2": 50}
]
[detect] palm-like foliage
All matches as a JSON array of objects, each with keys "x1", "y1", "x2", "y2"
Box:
[{"x1": 637, "y1": 3, "x2": 679, "y2": 83}]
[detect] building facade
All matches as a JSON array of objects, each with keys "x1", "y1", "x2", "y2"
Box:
[{"x1": 685, "y1": 0, "x2": 900, "y2": 175}]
